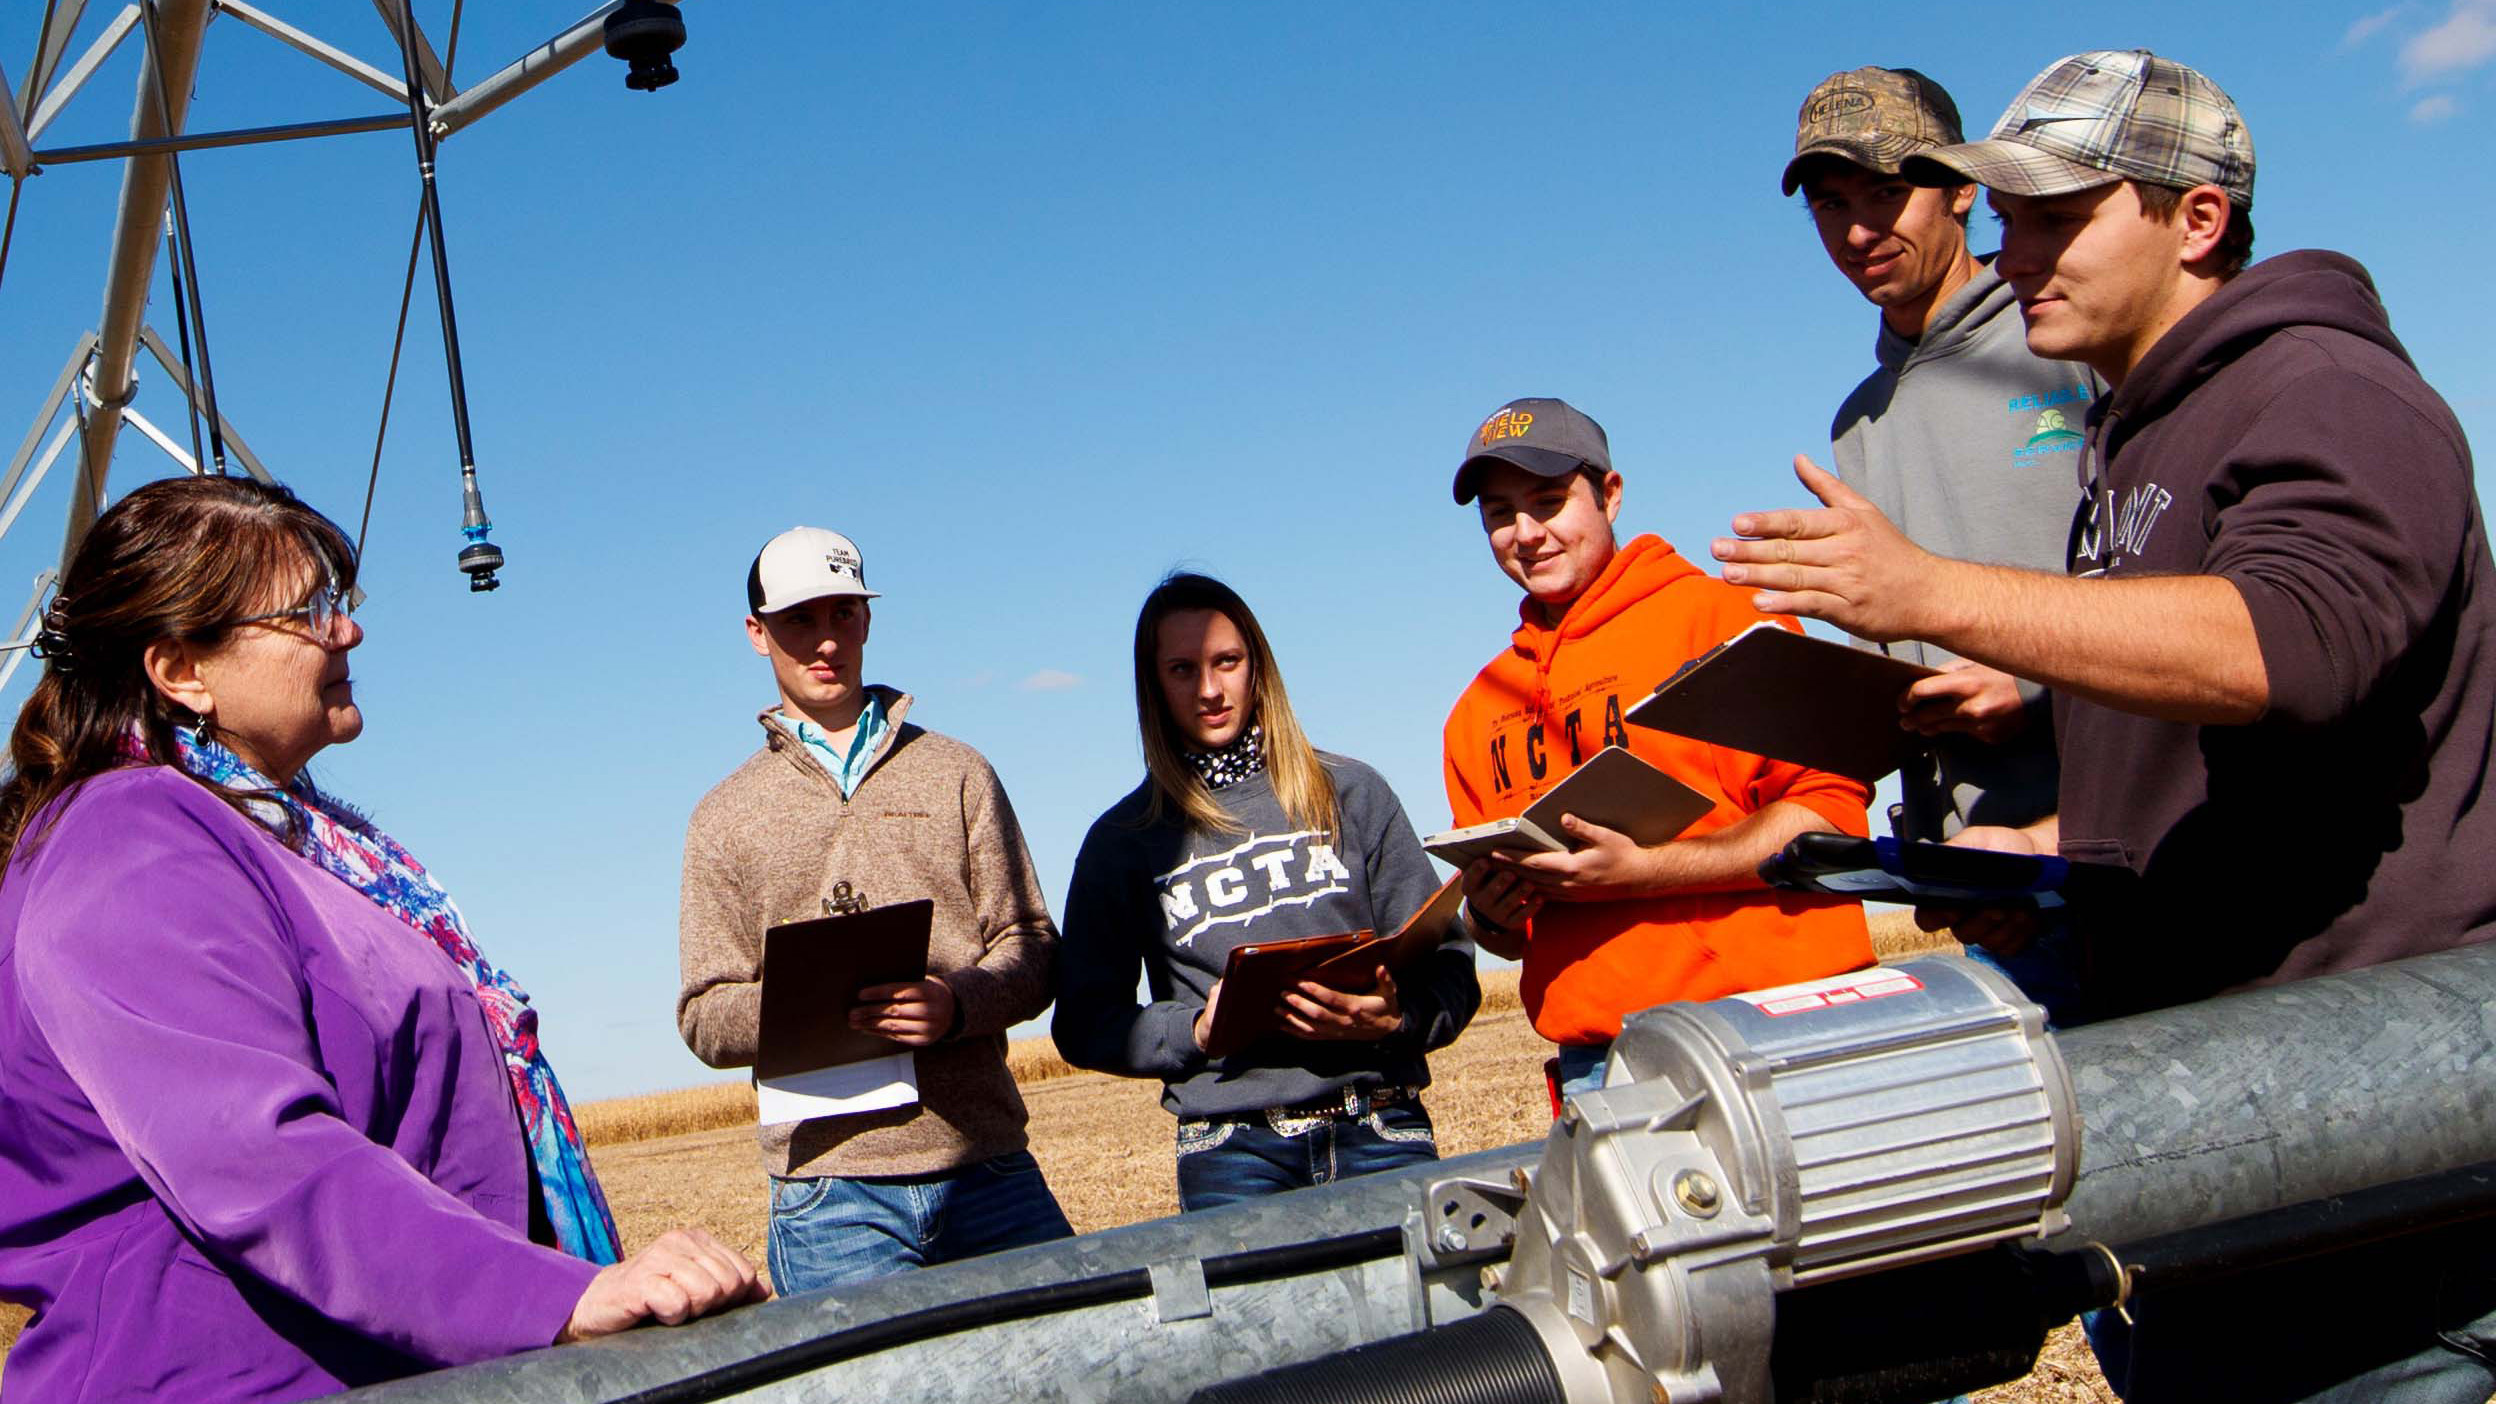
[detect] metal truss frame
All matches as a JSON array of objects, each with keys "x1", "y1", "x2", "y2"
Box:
[{"x1": 0, "y1": 0, "x2": 681, "y2": 654}]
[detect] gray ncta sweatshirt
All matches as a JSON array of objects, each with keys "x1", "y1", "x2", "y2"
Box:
[
  {"x1": 1830, "y1": 256, "x2": 2098, "y2": 840},
  {"x1": 1052, "y1": 754, "x2": 1480, "y2": 1119}
]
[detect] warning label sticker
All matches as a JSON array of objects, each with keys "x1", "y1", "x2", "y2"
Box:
[{"x1": 1732, "y1": 968, "x2": 1924, "y2": 1018}]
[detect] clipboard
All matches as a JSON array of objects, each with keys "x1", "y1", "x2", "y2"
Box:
[
  {"x1": 1201, "y1": 875, "x2": 1465, "y2": 1058},
  {"x1": 755, "y1": 898, "x2": 935, "y2": 1082},
  {"x1": 1625, "y1": 621, "x2": 1937, "y2": 782},
  {"x1": 1758, "y1": 833, "x2": 2135, "y2": 909},
  {"x1": 1421, "y1": 745, "x2": 1715, "y2": 867}
]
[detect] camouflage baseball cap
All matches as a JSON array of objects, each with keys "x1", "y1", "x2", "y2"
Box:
[
  {"x1": 1779, "y1": 66, "x2": 1965, "y2": 196},
  {"x1": 1903, "y1": 50, "x2": 2254, "y2": 208}
]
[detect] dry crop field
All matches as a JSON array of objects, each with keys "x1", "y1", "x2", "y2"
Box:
[{"x1": 0, "y1": 918, "x2": 2113, "y2": 1399}]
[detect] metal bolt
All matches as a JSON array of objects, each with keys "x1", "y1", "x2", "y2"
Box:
[
  {"x1": 1672, "y1": 1169, "x2": 1722, "y2": 1218},
  {"x1": 1480, "y1": 1264, "x2": 1504, "y2": 1293},
  {"x1": 1437, "y1": 1225, "x2": 1469, "y2": 1253},
  {"x1": 1651, "y1": 1385, "x2": 1672, "y2": 1404}
]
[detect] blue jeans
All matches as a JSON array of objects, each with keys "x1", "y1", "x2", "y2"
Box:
[
  {"x1": 1175, "y1": 1096, "x2": 1439, "y2": 1212},
  {"x1": 1555, "y1": 1042, "x2": 1609, "y2": 1098},
  {"x1": 766, "y1": 1149, "x2": 1073, "y2": 1294},
  {"x1": 1964, "y1": 920, "x2": 2091, "y2": 1031}
]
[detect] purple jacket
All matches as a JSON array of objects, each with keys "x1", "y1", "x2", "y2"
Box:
[{"x1": 0, "y1": 768, "x2": 599, "y2": 1401}]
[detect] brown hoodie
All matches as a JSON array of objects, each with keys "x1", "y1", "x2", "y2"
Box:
[
  {"x1": 2058, "y1": 250, "x2": 2496, "y2": 1015},
  {"x1": 677, "y1": 688, "x2": 1055, "y2": 1178}
]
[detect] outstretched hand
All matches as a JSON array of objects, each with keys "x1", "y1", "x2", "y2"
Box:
[
  {"x1": 558, "y1": 1228, "x2": 768, "y2": 1344},
  {"x1": 1712, "y1": 455, "x2": 1944, "y2": 643}
]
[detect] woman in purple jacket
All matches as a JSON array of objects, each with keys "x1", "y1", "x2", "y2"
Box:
[{"x1": 0, "y1": 478, "x2": 764, "y2": 1401}]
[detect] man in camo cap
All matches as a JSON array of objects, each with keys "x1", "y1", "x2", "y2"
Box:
[
  {"x1": 1724, "y1": 49, "x2": 2496, "y2": 1402},
  {"x1": 1782, "y1": 67, "x2": 2092, "y2": 881}
]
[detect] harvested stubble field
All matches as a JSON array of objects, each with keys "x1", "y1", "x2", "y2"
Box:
[{"x1": 0, "y1": 916, "x2": 2112, "y2": 1399}]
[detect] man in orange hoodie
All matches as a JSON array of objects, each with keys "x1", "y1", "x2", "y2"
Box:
[{"x1": 1443, "y1": 397, "x2": 1875, "y2": 1095}]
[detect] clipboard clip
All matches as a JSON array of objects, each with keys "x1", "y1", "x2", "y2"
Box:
[{"x1": 823, "y1": 881, "x2": 870, "y2": 917}]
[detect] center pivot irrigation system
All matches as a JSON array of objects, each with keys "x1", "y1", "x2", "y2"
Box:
[
  {"x1": 0, "y1": 0, "x2": 690, "y2": 692},
  {"x1": 355, "y1": 944, "x2": 2496, "y2": 1404}
]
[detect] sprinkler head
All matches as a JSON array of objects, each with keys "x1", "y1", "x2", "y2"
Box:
[{"x1": 603, "y1": 0, "x2": 685, "y2": 92}]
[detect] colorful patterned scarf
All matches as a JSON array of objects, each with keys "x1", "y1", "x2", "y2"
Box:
[{"x1": 170, "y1": 728, "x2": 622, "y2": 1264}]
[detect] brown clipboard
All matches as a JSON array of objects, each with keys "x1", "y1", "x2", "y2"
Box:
[
  {"x1": 1422, "y1": 744, "x2": 1716, "y2": 867},
  {"x1": 1200, "y1": 875, "x2": 1465, "y2": 1058},
  {"x1": 754, "y1": 898, "x2": 934, "y2": 1081},
  {"x1": 1624, "y1": 622, "x2": 1938, "y2": 782}
]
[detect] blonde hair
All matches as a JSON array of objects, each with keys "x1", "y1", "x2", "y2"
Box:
[{"x1": 1131, "y1": 573, "x2": 1337, "y2": 840}]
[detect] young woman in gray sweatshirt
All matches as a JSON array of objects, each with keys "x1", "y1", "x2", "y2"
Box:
[{"x1": 1052, "y1": 573, "x2": 1480, "y2": 1211}]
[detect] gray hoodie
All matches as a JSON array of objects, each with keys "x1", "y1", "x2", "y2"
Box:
[{"x1": 1830, "y1": 256, "x2": 2097, "y2": 839}]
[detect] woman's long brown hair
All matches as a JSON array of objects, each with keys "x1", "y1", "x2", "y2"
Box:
[
  {"x1": 0, "y1": 476, "x2": 358, "y2": 873},
  {"x1": 1130, "y1": 572, "x2": 1337, "y2": 840}
]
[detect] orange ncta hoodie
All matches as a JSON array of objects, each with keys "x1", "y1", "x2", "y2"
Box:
[{"x1": 1442, "y1": 534, "x2": 1873, "y2": 1046}]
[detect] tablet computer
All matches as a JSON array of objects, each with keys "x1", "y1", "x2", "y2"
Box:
[{"x1": 1759, "y1": 833, "x2": 2133, "y2": 908}]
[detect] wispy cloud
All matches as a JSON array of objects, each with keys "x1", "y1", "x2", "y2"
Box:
[
  {"x1": 2345, "y1": 4, "x2": 2411, "y2": 48},
  {"x1": 2411, "y1": 93, "x2": 2463, "y2": 120},
  {"x1": 1017, "y1": 669, "x2": 1082, "y2": 692},
  {"x1": 2402, "y1": 0, "x2": 2496, "y2": 84}
]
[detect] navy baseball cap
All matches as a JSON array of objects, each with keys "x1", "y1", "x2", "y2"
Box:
[{"x1": 1452, "y1": 397, "x2": 1612, "y2": 505}]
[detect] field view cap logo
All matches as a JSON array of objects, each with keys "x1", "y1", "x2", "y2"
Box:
[
  {"x1": 1902, "y1": 50, "x2": 2254, "y2": 209},
  {"x1": 1453, "y1": 396, "x2": 1612, "y2": 505},
  {"x1": 1781, "y1": 66, "x2": 1965, "y2": 195},
  {"x1": 749, "y1": 525, "x2": 882, "y2": 614}
]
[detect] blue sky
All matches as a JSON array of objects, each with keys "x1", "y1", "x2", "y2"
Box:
[{"x1": 3, "y1": 3, "x2": 2490, "y2": 1100}]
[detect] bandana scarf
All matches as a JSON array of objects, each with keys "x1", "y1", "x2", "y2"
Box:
[
  {"x1": 1184, "y1": 723, "x2": 1265, "y2": 790},
  {"x1": 171, "y1": 729, "x2": 622, "y2": 1264}
]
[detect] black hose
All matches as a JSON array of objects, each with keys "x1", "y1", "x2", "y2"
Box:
[
  {"x1": 608, "y1": 1226, "x2": 1412, "y2": 1404},
  {"x1": 1187, "y1": 1306, "x2": 1562, "y2": 1404},
  {"x1": 1771, "y1": 1245, "x2": 2106, "y2": 1403},
  {"x1": 2106, "y1": 1159, "x2": 2496, "y2": 1294}
]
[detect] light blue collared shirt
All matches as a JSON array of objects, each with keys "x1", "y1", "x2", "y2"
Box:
[{"x1": 788, "y1": 691, "x2": 890, "y2": 797}]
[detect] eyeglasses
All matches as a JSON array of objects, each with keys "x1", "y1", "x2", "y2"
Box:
[{"x1": 230, "y1": 577, "x2": 356, "y2": 644}]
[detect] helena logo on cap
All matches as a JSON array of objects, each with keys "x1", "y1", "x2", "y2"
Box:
[
  {"x1": 1478, "y1": 406, "x2": 1536, "y2": 447},
  {"x1": 1806, "y1": 87, "x2": 1878, "y2": 125}
]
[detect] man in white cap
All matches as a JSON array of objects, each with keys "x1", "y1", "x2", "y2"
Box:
[
  {"x1": 1721, "y1": 51, "x2": 2496, "y2": 1401},
  {"x1": 677, "y1": 527, "x2": 1071, "y2": 1293}
]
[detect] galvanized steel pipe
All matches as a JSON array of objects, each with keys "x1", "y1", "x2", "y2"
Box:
[{"x1": 348, "y1": 941, "x2": 2496, "y2": 1403}]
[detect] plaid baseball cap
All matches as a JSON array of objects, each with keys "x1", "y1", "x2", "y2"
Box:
[
  {"x1": 1452, "y1": 397, "x2": 1611, "y2": 505},
  {"x1": 1903, "y1": 50, "x2": 2254, "y2": 208},
  {"x1": 1780, "y1": 66, "x2": 1965, "y2": 196}
]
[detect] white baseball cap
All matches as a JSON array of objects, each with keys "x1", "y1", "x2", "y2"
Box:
[{"x1": 746, "y1": 526, "x2": 881, "y2": 614}]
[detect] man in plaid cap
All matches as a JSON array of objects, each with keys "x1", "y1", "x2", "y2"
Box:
[
  {"x1": 1782, "y1": 67, "x2": 2092, "y2": 926},
  {"x1": 1724, "y1": 50, "x2": 2496, "y2": 1401}
]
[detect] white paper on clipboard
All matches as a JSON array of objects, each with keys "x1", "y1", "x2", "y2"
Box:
[{"x1": 754, "y1": 1051, "x2": 920, "y2": 1126}]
